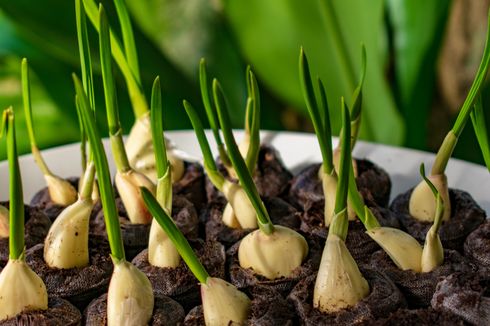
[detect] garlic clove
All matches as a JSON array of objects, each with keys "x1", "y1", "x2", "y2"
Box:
[
  {"x1": 43, "y1": 198, "x2": 92, "y2": 269},
  {"x1": 313, "y1": 234, "x2": 369, "y2": 313},
  {"x1": 115, "y1": 170, "x2": 156, "y2": 224},
  {"x1": 421, "y1": 225, "x2": 444, "y2": 273},
  {"x1": 148, "y1": 218, "x2": 181, "y2": 268},
  {"x1": 44, "y1": 175, "x2": 78, "y2": 206},
  {"x1": 238, "y1": 225, "x2": 308, "y2": 279},
  {"x1": 409, "y1": 174, "x2": 451, "y2": 222},
  {"x1": 318, "y1": 168, "x2": 356, "y2": 225},
  {"x1": 221, "y1": 202, "x2": 242, "y2": 229},
  {"x1": 107, "y1": 260, "x2": 154, "y2": 326},
  {"x1": 222, "y1": 180, "x2": 257, "y2": 229},
  {"x1": 201, "y1": 277, "x2": 250, "y2": 326},
  {"x1": 0, "y1": 205, "x2": 9, "y2": 238},
  {"x1": 366, "y1": 227, "x2": 423, "y2": 272},
  {"x1": 0, "y1": 259, "x2": 48, "y2": 321}
]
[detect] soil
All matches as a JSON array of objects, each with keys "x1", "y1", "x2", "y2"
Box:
[
  {"x1": 173, "y1": 161, "x2": 207, "y2": 211},
  {"x1": 464, "y1": 221, "x2": 490, "y2": 276},
  {"x1": 370, "y1": 307, "x2": 467, "y2": 325}
]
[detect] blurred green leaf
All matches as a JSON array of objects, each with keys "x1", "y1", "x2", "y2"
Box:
[
  {"x1": 223, "y1": 0, "x2": 405, "y2": 144},
  {"x1": 126, "y1": 0, "x2": 247, "y2": 125},
  {"x1": 387, "y1": 0, "x2": 451, "y2": 148},
  {"x1": 471, "y1": 96, "x2": 490, "y2": 170}
]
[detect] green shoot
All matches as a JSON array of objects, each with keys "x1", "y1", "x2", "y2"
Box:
[
  {"x1": 299, "y1": 48, "x2": 334, "y2": 174},
  {"x1": 329, "y1": 99, "x2": 350, "y2": 241},
  {"x1": 183, "y1": 100, "x2": 225, "y2": 189},
  {"x1": 113, "y1": 0, "x2": 140, "y2": 84},
  {"x1": 199, "y1": 58, "x2": 230, "y2": 167},
  {"x1": 420, "y1": 164, "x2": 444, "y2": 231},
  {"x1": 99, "y1": 5, "x2": 131, "y2": 173},
  {"x1": 471, "y1": 96, "x2": 490, "y2": 171},
  {"x1": 81, "y1": 0, "x2": 148, "y2": 118},
  {"x1": 1, "y1": 108, "x2": 24, "y2": 260},
  {"x1": 244, "y1": 68, "x2": 261, "y2": 174},
  {"x1": 150, "y1": 76, "x2": 172, "y2": 213},
  {"x1": 347, "y1": 45, "x2": 366, "y2": 149},
  {"x1": 432, "y1": 8, "x2": 490, "y2": 174},
  {"x1": 21, "y1": 58, "x2": 52, "y2": 176},
  {"x1": 75, "y1": 97, "x2": 87, "y2": 171},
  {"x1": 141, "y1": 188, "x2": 210, "y2": 284},
  {"x1": 73, "y1": 74, "x2": 125, "y2": 262},
  {"x1": 213, "y1": 79, "x2": 274, "y2": 235}
]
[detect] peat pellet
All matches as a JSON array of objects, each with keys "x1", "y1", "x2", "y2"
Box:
[
  {"x1": 0, "y1": 297, "x2": 81, "y2": 326},
  {"x1": 183, "y1": 286, "x2": 295, "y2": 325},
  {"x1": 371, "y1": 307, "x2": 466, "y2": 326},
  {"x1": 84, "y1": 294, "x2": 185, "y2": 326},
  {"x1": 288, "y1": 158, "x2": 392, "y2": 215},
  {"x1": 29, "y1": 177, "x2": 80, "y2": 221},
  {"x1": 287, "y1": 268, "x2": 406, "y2": 325},
  {"x1": 206, "y1": 145, "x2": 293, "y2": 204},
  {"x1": 132, "y1": 239, "x2": 225, "y2": 311},
  {"x1": 390, "y1": 188, "x2": 486, "y2": 252},
  {"x1": 26, "y1": 235, "x2": 112, "y2": 310},
  {"x1": 173, "y1": 161, "x2": 207, "y2": 211},
  {"x1": 0, "y1": 201, "x2": 51, "y2": 267},
  {"x1": 369, "y1": 249, "x2": 475, "y2": 308},
  {"x1": 432, "y1": 272, "x2": 490, "y2": 326},
  {"x1": 464, "y1": 221, "x2": 490, "y2": 276}
]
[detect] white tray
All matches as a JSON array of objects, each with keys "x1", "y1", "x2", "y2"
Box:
[{"x1": 0, "y1": 131, "x2": 489, "y2": 214}]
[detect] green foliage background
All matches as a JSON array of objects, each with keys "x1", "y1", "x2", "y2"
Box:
[{"x1": 0, "y1": 0, "x2": 488, "y2": 165}]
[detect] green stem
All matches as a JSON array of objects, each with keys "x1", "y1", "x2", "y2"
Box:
[
  {"x1": 73, "y1": 74, "x2": 125, "y2": 261},
  {"x1": 199, "y1": 58, "x2": 230, "y2": 166},
  {"x1": 75, "y1": 97, "x2": 88, "y2": 172},
  {"x1": 79, "y1": 161, "x2": 96, "y2": 200},
  {"x1": 213, "y1": 79, "x2": 274, "y2": 235},
  {"x1": 183, "y1": 100, "x2": 225, "y2": 190},
  {"x1": 151, "y1": 76, "x2": 172, "y2": 213},
  {"x1": 141, "y1": 188, "x2": 209, "y2": 284},
  {"x1": 244, "y1": 69, "x2": 261, "y2": 174},
  {"x1": 1, "y1": 108, "x2": 24, "y2": 260},
  {"x1": 21, "y1": 58, "x2": 52, "y2": 176},
  {"x1": 113, "y1": 0, "x2": 141, "y2": 84},
  {"x1": 82, "y1": 0, "x2": 148, "y2": 118},
  {"x1": 99, "y1": 5, "x2": 131, "y2": 173},
  {"x1": 299, "y1": 48, "x2": 333, "y2": 174},
  {"x1": 471, "y1": 96, "x2": 490, "y2": 171},
  {"x1": 431, "y1": 131, "x2": 457, "y2": 175},
  {"x1": 329, "y1": 98, "x2": 350, "y2": 240}
]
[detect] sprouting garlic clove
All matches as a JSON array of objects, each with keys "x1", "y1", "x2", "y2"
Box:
[
  {"x1": 238, "y1": 225, "x2": 308, "y2": 279},
  {"x1": 0, "y1": 205, "x2": 9, "y2": 238},
  {"x1": 115, "y1": 170, "x2": 156, "y2": 224},
  {"x1": 107, "y1": 260, "x2": 154, "y2": 326},
  {"x1": 148, "y1": 218, "x2": 181, "y2": 268},
  {"x1": 201, "y1": 277, "x2": 250, "y2": 326},
  {"x1": 126, "y1": 113, "x2": 185, "y2": 183},
  {"x1": 222, "y1": 180, "x2": 258, "y2": 229},
  {"x1": 332, "y1": 148, "x2": 358, "y2": 178},
  {"x1": 43, "y1": 198, "x2": 93, "y2": 269},
  {"x1": 44, "y1": 174, "x2": 78, "y2": 206},
  {"x1": 421, "y1": 226, "x2": 444, "y2": 273},
  {"x1": 409, "y1": 174, "x2": 451, "y2": 222},
  {"x1": 366, "y1": 227, "x2": 423, "y2": 272},
  {"x1": 0, "y1": 259, "x2": 48, "y2": 321},
  {"x1": 313, "y1": 234, "x2": 369, "y2": 313},
  {"x1": 221, "y1": 202, "x2": 242, "y2": 229},
  {"x1": 318, "y1": 168, "x2": 356, "y2": 226}
]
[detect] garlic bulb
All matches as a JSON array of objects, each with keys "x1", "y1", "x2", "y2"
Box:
[
  {"x1": 201, "y1": 277, "x2": 250, "y2": 326},
  {"x1": 222, "y1": 180, "x2": 257, "y2": 229},
  {"x1": 45, "y1": 174, "x2": 78, "y2": 206},
  {"x1": 409, "y1": 174, "x2": 451, "y2": 222}
]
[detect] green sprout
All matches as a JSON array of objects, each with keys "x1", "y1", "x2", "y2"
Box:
[
  {"x1": 73, "y1": 74, "x2": 125, "y2": 262},
  {"x1": 213, "y1": 79, "x2": 274, "y2": 235},
  {"x1": 1, "y1": 108, "x2": 23, "y2": 260}
]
